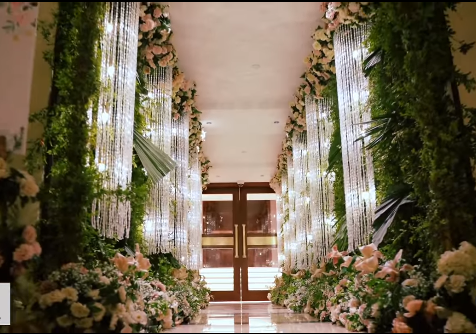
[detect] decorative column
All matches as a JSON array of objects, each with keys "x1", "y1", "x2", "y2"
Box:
[
  {"x1": 187, "y1": 154, "x2": 203, "y2": 270},
  {"x1": 276, "y1": 194, "x2": 285, "y2": 267},
  {"x1": 292, "y1": 132, "x2": 312, "y2": 268},
  {"x1": 92, "y1": 2, "x2": 140, "y2": 238},
  {"x1": 287, "y1": 160, "x2": 298, "y2": 269},
  {"x1": 143, "y1": 66, "x2": 173, "y2": 253},
  {"x1": 170, "y1": 115, "x2": 189, "y2": 263},
  {"x1": 334, "y1": 23, "x2": 376, "y2": 250},
  {"x1": 281, "y1": 176, "x2": 291, "y2": 267},
  {"x1": 305, "y1": 96, "x2": 335, "y2": 260}
]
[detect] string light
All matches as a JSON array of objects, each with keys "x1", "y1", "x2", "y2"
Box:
[
  {"x1": 334, "y1": 23, "x2": 376, "y2": 250},
  {"x1": 91, "y1": 2, "x2": 140, "y2": 239}
]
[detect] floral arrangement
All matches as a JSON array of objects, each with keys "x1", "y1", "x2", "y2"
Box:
[
  {"x1": 0, "y1": 156, "x2": 41, "y2": 282},
  {"x1": 138, "y1": 3, "x2": 177, "y2": 74},
  {"x1": 34, "y1": 246, "x2": 211, "y2": 333},
  {"x1": 269, "y1": 2, "x2": 374, "y2": 192},
  {"x1": 269, "y1": 242, "x2": 476, "y2": 333},
  {"x1": 137, "y1": 3, "x2": 211, "y2": 189}
]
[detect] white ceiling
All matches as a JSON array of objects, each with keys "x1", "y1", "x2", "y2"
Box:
[{"x1": 169, "y1": 2, "x2": 323, "y2": 183}]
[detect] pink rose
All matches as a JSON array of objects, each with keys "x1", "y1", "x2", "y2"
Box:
[
  {"x1": 152, "y1": 45, "x2": 163, "y2": 55},
  {"x1": 31, "y1": 242, "x2": 42, "y2": 256},
  {"x1": 348, "y1": 2, "x2": 361, "y2": 13},
  {"x1": 146, "y1": 51, "x2": 154, "y2": 60},
  {"x1": 304, "y1": 86, "x2": 311, "y2": 95},
  {"x1": 22, "y1": 225, "x2": 37, "y2": 244},
  {"x1": 174, "y1": 113, "x2": 180, "y2": 120},
  {"x1": 113, "y1": 254, "x2": 130, "y2": 273},
  {"x1": 148, "y1": 59, "x2": 157, "y2": 69},
  {"x1": 153, "y1": 7, "x2": 162, "y2": 18},
  {"x1": 162, "y1": 309, "x2": 173, "y2": 329},
  {"x1": 166, "y1": 45, "x2": 173, "y2": 52},
  {"x1": 13, "y1": 244, "x2": 35, "y2": 262}
]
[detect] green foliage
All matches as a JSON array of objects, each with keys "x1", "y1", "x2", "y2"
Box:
[
  {"x1": 367, "y1": 2, "x2": 476, "y2": 258},
  {"x1": 29, "y1": 2, "x2": 106, "y2": 272},
  {"x1": 148, "y1": 252, "x2": 181, "y2": 286}
]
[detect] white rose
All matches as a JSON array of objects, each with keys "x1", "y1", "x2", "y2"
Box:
[
  {"x1": 61, "y1": 287, "x2": 78, "y2": 302},
  {"x1": 70, "y1": 302, "x2": 90, "y2": 318},
  {"x1": 75, "y1": 317, "x2": 94, "y2": 329},
  {"x1": 314, "y1": 29, "x2": 327, "y2": 41},
  {"x1": 445, "y1": 312, "x2": 476, "y2": 333},
  {"x1": 19, "y1": 172, "x2": 39, "y2": 197},
  {"x1": 313, "y1": 41, "x2": 322, "y2": 51},
  {"x1": 56, "y1": 315, "x2": 73, "y2": 328},
  {"x1": 88, "y1": 289, "x2": 100, "y2": 300},
  {"x1": 92, "y1": 302, "x2": 106, "y2": 322},
  {"x1": 447, "y1": 275, "x2": 466, "y2": 294},
  {"x1": 39, "y1": 290, "x2": 66, "y2": 309}
]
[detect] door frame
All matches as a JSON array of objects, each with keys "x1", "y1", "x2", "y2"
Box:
[{"x1": 203, "y1": 183, "x2": 276, "y2": 301}]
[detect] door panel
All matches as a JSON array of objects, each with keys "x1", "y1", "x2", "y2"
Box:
[{"x1": 201, "y1": 184, "x2": 281, "y2": 301}]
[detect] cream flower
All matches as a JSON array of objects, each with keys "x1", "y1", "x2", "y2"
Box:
[
  {"x1": 118, "y1": 286, "x2": 127, "y2": 303},
  {"x1": 437, "y1": 249, "x2": 476, "y2": 279},
  {"x1": 61, "y1": 287, "x2": 78, "y2": 302},
  {"x1": 371, "y1": 303, "x2": 380, "y2": 318},
  {"x1": 88, "y1": 289, "x2": 100, "y2": 300},
  {"x1": 348, "y1": 2, "x2": 361, "y2": 13},
  {"x1": 70, "y1": 302, "x2": 90, "y2": 318},
  {"x1": 445, "y1": 312, "x2": 476, "y2": 333},
  {"x1": 92, "y1": 302, "x2": 106, "y2": 322},
  {"x1": 19, "y1": 172, "x2": 39, "y2": 197},
  {"x1": 312, "y1": 41, "x2": 322, "y2": 51},
  {"x1": 56, "y1": 315, "x2": 74, "y2": 328},
  {"x1": 402, "y1": 295, "x2": 415, "y2": 308},
  {"x1": 447, "y1": 275, "x2": 466, "y2": 294},
  {"x1": 131, "y1": 310, "x2": 148, "y2": 325},
  {"x1": 402, "y1": 279, "x2": 419, "y2": 287},
  {"x1": 100, "y1": 276, "x2": 111, "y2": 285},
  {"x1": 75, "y1": 317, "x2": 94, "y2": 329},
  {"x1": 434, "y1": 275, "x2": 448, "y2": 290},
  {"x1": 314, "y1": 29, "x2": 328, "y2": 41},
  {"x1": 39, "y1": 290, "x2": 66, "y2": 309}
]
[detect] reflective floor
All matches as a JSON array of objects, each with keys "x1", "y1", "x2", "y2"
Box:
[{"x1": 166, "y1": 302, "x2": 350, "y2": 333}]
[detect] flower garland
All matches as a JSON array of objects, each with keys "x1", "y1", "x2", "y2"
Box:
[
  {"x1": 269, "y1": 2, "x2": 373, "y2": 193},
  {"x1": 138, "y1": 3, "x2": 211, "y2": 189}
]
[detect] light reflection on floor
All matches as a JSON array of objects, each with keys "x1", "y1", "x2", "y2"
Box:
[{"x1": 165, "y1": 302, "x2": 350, "y2": 333}]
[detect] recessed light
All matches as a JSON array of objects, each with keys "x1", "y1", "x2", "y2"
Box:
[
  {"x1": 274, "y1": 121, "x2": 279, "y2": 124},
  {"x1": 241, "y1": 151, "x2": 247, "y2": 153},
  {"x1": 252, "y1": 64, "x2": 260, "y2": 69},
  {"x1": 260, "y1": 175, "x2": 264, "y2": 177},
  {"x1": 216, "y1": 175, "x2": 220, "y2": 178},
  {"x1": 206, "y1": 121, "x2": 212, "y2": 125}
]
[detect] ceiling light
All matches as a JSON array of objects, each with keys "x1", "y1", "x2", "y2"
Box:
[
  {"x1": 217, "y1": 175, "x2": 220, "y2": 178},
  {"x1": 260, "y1": 175, "x2": 264, "y2": 177},
  {"x1": 252, "y1": 64, "x2": 260, "y2": 69},
  {"x1": 206, "y1": 121, "x2": 212, "y2": 125},
  {"x1": 241, "y1": 151, "x2": 247, "y2": 153},
  {"x1": 274, "y1": 121, "x2": 279, "y2": 124}
]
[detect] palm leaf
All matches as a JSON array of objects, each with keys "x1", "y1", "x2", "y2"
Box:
[
  {"x1": 332, "y1": 214, "x2": 348, "y2": 251},
  {"x1": 327, "y1": 132, "x2": 342, "y2": 173},
  {"x1": 372, "y1": 184, "x2": 415, "y2": 247},
  {"x1": 133, "y1": 128, "x2": 176, "y2": 184},
  {"x1": 363, "y1": 49, "x2": 383, "y2": 77}
]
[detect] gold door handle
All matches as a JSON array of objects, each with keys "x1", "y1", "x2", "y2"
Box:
[
  {"x1": 242, "y1": 224, "x2": 247, "y2": 258},
  {"x1": 234, "y1": 224, "x2": 239, "y2": 258}
]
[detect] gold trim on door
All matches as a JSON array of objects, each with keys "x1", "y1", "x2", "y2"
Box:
[
  {"x1": 246, "y1": 236, "x2": 278, "y2": 246},
  {"x1": 242, "y1": 224, "x2": 247, "y2": 258},
  {"x1": 234, "y1": 224, "x2": 239, "y2": 258},
  {"x1": 202, "y1": 236, "x2": 234, "y2": 247}
]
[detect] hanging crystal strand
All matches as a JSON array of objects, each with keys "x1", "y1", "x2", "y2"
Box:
[
  {"x1": 287, "y1": 159, "x2": 297, "y2": 269},
  {"x1": 306, "y1": 96, "x2": 335, "y2": 261},
  {"x1": 187, "y1": 154, "x2": 203, "y2": 270},
  {"x1": 334, "y1": 23, "x2": 376, "y2": 251},
  {"x1": 143, "y1": 66, "x2": 173, "y2": 253},
  {"x1": 170, "y1": 115, "x2": 190, "y2": 264},
  {"x1": 92, "y1": 2, "x2": 140, "y2": 238},
  {"x1": 276, "y1": 194, "x2": 285, "y2": 267},
  {"x1": 292, "y1": 132, "x2": 312, "y2": 269},
  {"x1": 281, "y1": 175, "x2": 291, "y2": 267}
]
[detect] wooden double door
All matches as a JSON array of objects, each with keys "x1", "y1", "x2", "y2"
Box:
[{"x1": 201, "y1": 183, "x2": 279, "y2": 301}]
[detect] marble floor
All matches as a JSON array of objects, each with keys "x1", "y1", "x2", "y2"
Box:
[{"x1": 166, "y1": 302, "x2": 349, "y2": 333}]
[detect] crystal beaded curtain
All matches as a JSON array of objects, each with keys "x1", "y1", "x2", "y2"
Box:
[
  {"x1": 292, "y1": 132, "x2": 313, "y2": 268},
  {"x1": 287, "y1": 157, "x2": 298, "y2": 268},
  {"x1": 143, "y1": 66, "x2": 173, "y2": 253},
  {"x1": 276, "y1": 194, "x2": 285, "y2": 266},
  {"x1": 305, "y1": 96, "x2": 335, "y2": 260},
  {"x1": 170, "y1": 115, "x2": 190, "y2": 263},
  {"x1": 281, "y1": 175, "x2": 292, "y2": 267},
  {"x1": 334, "y1": 23, "x2": 376, "y2": 251},
  {"x1": 92, "y1": 2, "x2": 140, "y2": 238},
  {"x1": 187, "y1": 155, "x2": 203, "y2": 270}
]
